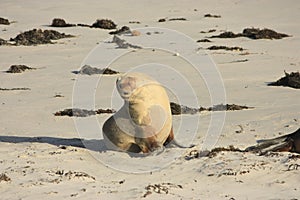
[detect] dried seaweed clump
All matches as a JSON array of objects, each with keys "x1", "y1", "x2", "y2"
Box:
[
  {"x1": 143, "y1": 182, "x2": 183, "y2": 197},
  {"x1": 207, "y1": 45, "x2": 244, "y2": 51},
  {"x1": 185, "y1": 145, "x2": 244, "y2": 160},
  {"x1": 206, "y1": 146, "x2": 244, "y2": 158},
  {"x1": 0, "y1": 87, "x2": 30, "y2": 91},
  {"x1": 169, "y1": 17, "x2": 187, "y2": 21},
  {"x1": 54, "y1": 108, "x2": 115, "y2": 117},
  {"x1": 211, "y1": 28, "x2": 290, "y2": 40},
  {"x1": 0, "y1": 173, "x2": 11, "y2": 182},
  {"x1": 204, "y1": 14, "x2": 221, "y2": 18},
  {"x1": 242, "y1": 28, "x2": 289, "y2": 39},
  {"x1": 10, "y1": 29, "x2": 74, "y2": 46},
  {"x1": 109, "y1": 26, "x2": 131, "y2": 35},
  {"x1": 268, "y1": 71, "x2": 300, "y2": 89},
  {"x1": 51, "y1": 18, "x2": 75, "y2": 27},
  {"x1": 197, "y1": 39, "x2": 211, "y2": 43},
  {"x1": 170, "y1": 102, "x2": 252, "y2": 115},
  {"x1": 208, "y1": 104, "x2": 252, "y2": 111},
  {"x1": 91, "y1": 19, "x2": 117, "y2": 29},
  {"x1": 0, "y1": 17, "x2": 10, "y2": 25},
  {"x1": 170, "y1": 102, "x2": 200, "y2": 115},
  {"x1": 112, "y1": 35, "x2": 142, "y2": 49},
  {"x1": 75, "y1": 65, "x2": 119, "y2": 75},
  {"x1": 6, "y1": 65, "x2": 36, "y2": 73}
]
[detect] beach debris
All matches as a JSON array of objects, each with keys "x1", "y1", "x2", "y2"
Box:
[
  {"x1": 158, "y1": 18, "x2": 166, "y2": 22},
  {"x1": 207, "y1": 104, "x2": 252, "y2": 111},
  {"x1": 211, "y1": 28, "x2": 290, "y2": 40},
  {"x1": 101, "y1": 68, "x2": 120, "y2": 75},
  {"x1": 91, "y1": 19, "x2": 117, "y2": 29},
  {"x1": 51, "y1": 18, "x2": 76, "y2": 27},
  {"x1": 0, "y1": 38, "x2": 7, "y2": 45},
  {"x1": 109, "y1": 26, "x2": 131, "y2": 35},
  {"x1": 45, "y1": 170, "x2": 95, "y2": 183},
  {"x1": 77, "y1": 23, "x2": 91, "y2": 27},
  {"x1": 131, "y1": 30, "x2": 141, "y2": 36},
  {"x1": 0, "y1": 87, "x2": 30, "y2": 91},
  {"x1": 235, "y1": 125, "x2": 244, "y2": 133},
  {"x1": 184, "y1": 149, "x2": 200, "y2": 160},
  {"x1": 0, "y1": 173, "x2": 11, "y2": 182},
  {"x1": 204, "y1": 14, "x2": 221, "y2": 18},
  {"x1": 169, "y1": 17, "x2": 187, "y2": 21},
  {"x1": 10, "y1": 29, "x2": 74, "y2": 45},
  {"x1": 200, "y1": 29, "x2": 216, "y2": 33},
  {"x1": 205, "y1": 146, "x2": 245, "y2": 157},
  {"x1": 243, "y1": 28, "x2": 290, "y2": 39},
  {"x1": 170, "y1": 102, "x2": 200, "y2": 115},
  {"x1": 54, "y1": 108, "x2": 115, "y2": 117},
  {"x1": 0, "y1": 17, "x2": 10, "y2": 25},
  {"x1": 229, "y1": 59, "x2": 249, "y2": 63},
  {"x1": 143, "y1": 183, "x2": 182, "y2": 197},
  {"x1": 246, "y1": 128, "x2": 300, "y2": 155},
  {"x1": 74, "y1": 65, "x2": 119, "y2": 75},
  {"x1": 158, "y1": 17, "x2": 187, "y2": 22},
  {"x1": 207, "y1": 45, "x2": 244, "y2": 51},
  {"x1": 170, "y1": 102, "x2": 252, "y2": 115},
  {"x1": 54, "y1": 94, "x2": 64, "y2": 98},
  {"x1": 112, "y1": 35, "x2": 142, "y2": 49},
  {"x1": 6, "y1": 65, "x2": 36, "y2": 73},
  {"x1": 129, "y1": 21, "x2": 141, "y2": 24},
  {"x1": 197, "y1": 39, "x2": 212, "y2": 43},
  {"x1": 268, "y1": 71, "x2": 300, "y2": 89},
  {"x1": 185, "y1": 145, "x2": 244, "y2": 160}
]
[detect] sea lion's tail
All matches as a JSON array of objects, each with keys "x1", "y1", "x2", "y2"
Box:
[{"x1": 245, "y1": 128, "x2": 300, "y2": 155}]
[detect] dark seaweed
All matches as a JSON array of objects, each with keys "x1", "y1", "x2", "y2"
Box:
[
  {"x1": 74, "y1": 65, "x2": 119, "y2": 75},
  {"x1": 54, "y1": 108, "x2": 115, "y2": 117},
  {"x1": 51, "y1": 18, "x2": 76, "y2": 27},
  {"x1": 6, "y1": 65, "x2": 36, "y2": 73},
  {"x1": 207, "y1": 46, "x2": 244, "y2": 51},
  {"x1": 0, "y1": 17, "x2": 10, "y2": 25},
  {"x1": 91, "y1": 19, "x2": 117, "y2": 29},
  {"x1": 10, "y1": 29, "x2": 74, "y2": 45},
  {"x1": 268, "y1": 71, "x2": 300, "y2": 89},
  {"x1": 211, "y1": 28, "x2": 290, "y2": 40}
]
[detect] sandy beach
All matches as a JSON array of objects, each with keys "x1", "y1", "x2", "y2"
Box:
[{"x1": 1, "y1": 0, "x2": 300, "y2": 199}]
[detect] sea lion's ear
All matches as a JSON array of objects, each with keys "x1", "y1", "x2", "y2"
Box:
[{"x1": 116, "y1": 76, "x2": 122, "y2": 83}]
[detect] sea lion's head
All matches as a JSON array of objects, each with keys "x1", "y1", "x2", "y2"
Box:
[
  {"x1": 116, "y1": 75, "x2": 137, "y2": 100},
  {"x1": 116, "y1": 72, "x2": 156, "y2": 100}
]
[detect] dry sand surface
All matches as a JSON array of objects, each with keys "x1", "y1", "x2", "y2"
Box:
[{"x1": 1, "y1": 0, "x2": 300, "y2": 199}]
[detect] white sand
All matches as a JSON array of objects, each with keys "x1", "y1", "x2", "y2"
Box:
[{"x1": 1, "y1": 0, "x2": 299, "y2": 199}]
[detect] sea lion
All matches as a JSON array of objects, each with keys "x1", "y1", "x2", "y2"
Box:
[
  {"x1": 245, "y1": 128, "x2": 300, "y2": 155},
  {"x1": 102, "y1": 72, "x2": 191, "y2": 153}
]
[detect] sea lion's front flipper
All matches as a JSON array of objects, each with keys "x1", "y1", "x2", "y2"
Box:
[{"x1": 245, "y1": 128, "x2": 300, "y2": 155}]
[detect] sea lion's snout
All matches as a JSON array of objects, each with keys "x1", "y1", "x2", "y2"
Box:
[{"x1": 116, "y1": 75, "x2": 137, "y2": 99}]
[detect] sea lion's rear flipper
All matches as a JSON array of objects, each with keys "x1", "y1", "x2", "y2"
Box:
[
  {"x1": 164, "y1": 127, "x2": 195, "y2": 149},
  {"x1": 245, "y1": 128, "x2": 300, "y2": 155}
]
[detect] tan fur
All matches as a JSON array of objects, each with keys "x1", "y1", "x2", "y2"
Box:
[{"x1": 102, "y1": 72, "x2": 173, "y2": 153}]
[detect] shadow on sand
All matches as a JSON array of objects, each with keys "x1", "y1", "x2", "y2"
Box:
[{"x1": 0, "y1": 136, "x2": 106, "y2": 152}]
